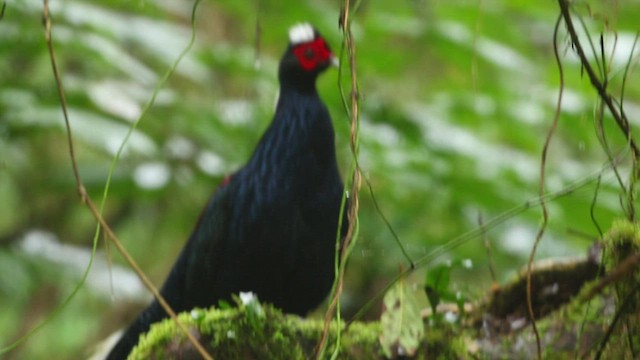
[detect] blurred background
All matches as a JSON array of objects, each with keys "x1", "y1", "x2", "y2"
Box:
[{"x1": 1, "y1": 0, "x2": 639, "y2": 358}]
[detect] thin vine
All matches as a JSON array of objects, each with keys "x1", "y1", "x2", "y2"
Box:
[{"x1": 0, "y1": 1, "x2": 214, "y2": 359}]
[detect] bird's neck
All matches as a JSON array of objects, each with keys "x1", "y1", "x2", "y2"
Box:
[
  {"x1": 274, "y1": 86, "x2": 333, "y2": 149},
  {"x1": 242, "y1": 84, "x2": 335, "y2": 199},
  {"x1": 278, "y1": 80, "x2": 319, "y2": 98}
]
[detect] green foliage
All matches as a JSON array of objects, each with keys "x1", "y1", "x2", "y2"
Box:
[
  {"x1": 424, "y1": 259, "x2": 469, "y2": 321},
  {"x1": 131, "y1": 305, "x2": 377, "y2": 360},
  {"x1": 380, "y1": 278, "x2": 424, "y2": 358},
  {"x1": 1, "y1": 0, "x2": 640, "y2": 358},
  {"x1": 131, "y1": 301, "x2": 464, "y2": 359}
]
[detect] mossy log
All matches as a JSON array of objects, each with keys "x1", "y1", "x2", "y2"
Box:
[
  {"x1": 129, "y1": 219, "x2": 640, "y2": 359},
  {"x1": 128, "y1": 304, "x2": 464, "y2": 359}
]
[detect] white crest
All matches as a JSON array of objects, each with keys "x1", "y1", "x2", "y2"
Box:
[{"x1": 288, "y1": 23, "x2": 315, "y2": 45}]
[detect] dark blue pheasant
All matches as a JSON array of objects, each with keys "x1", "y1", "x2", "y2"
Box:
[{"x1": 106, "y1": 23, "x2": 346, "y2": 359}]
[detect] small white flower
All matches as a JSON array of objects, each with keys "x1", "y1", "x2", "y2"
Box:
[
  {"x1": 444, "y1": 311, "x2": 458, "y2": 323},
  {"x1": 190, "y1": 309, "x2": 201, "y2": 319},
  {"x1": 239, "y1": 291, "x2": 256, "y2": 305}
]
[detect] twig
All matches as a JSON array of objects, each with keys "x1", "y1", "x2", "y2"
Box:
[
  {"x1": 317, "y1": 2, "x2": 362, "y2": 358},
  {"x1": 565, "y1": 228, "x2": 599, "y2": 242},
  {"x1": 593, "y1": 281, "x2": 640, "y2": 360},
  {"x1": 366, "y1": 178, "x2": 414, "y2": 267},
  {"x1": 0, "y1": 4, "x2": 86, "y2": 352},
  {"x1": 40, "y1": 1, "x2": 213, "y2": 359},
  {"x1": 348, "y1": 164, "x2": 611, "y2": 323},
  {"x1": 580, "y1": 250, "x2": 640, "y2": 302},
  {"x1": 618, "y1": 33, "x2": 640, "y2": 124},
  {"x1": 478, "y1": 213, "x2": 497, "y2": 286},
  {"x1": 0, "y1": 2, "x2": 6, "y2": 21},
  {"x1": 594, "y1": 98, "x2": 628, "y2": 213},
  {"x1": 558, "y1": 0, "x2": 639, "y2": 159},
  {"x1": 525, "y1": 13, "x2": 564, "y2": 360},
  {"x1": 621, "y1": 33, "x2": 640, "y2": 221},
  {"x1": 594, "y1": 31, "x2": 637, "y2": 221}
]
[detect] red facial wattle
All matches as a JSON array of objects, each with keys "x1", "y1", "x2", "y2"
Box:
[{"x1": 292, "y1": 38, "x2": 332, "y2": 71}]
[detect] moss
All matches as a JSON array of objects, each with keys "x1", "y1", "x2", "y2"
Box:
[
  {"x1": 603, "y1": 219, "x2": 640, "y2": 269},
  {"x1": 128, "y1": 219, "x2": 640, "y2": 360},
  {"x1": 128, "y1": 304, "x2": 465, "y2": 359},
  {"x1": 516, "y1": 219, "x2": 640, "y2": 359},
  {"x1": 603, "y1": 219, "x2": 640, "y2": 316},
  {"x1": 603, "y1": 219, "x2": 640, "y2": 247}
]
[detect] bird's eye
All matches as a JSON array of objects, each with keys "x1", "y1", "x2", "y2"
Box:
[
  {"x1": 293, "y1": 39, "x2": 331, "y2": 71},
  {"x1": 304, "y1": 47, "x2": 315, "y2": 59}
]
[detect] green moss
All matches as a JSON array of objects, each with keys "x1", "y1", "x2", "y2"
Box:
[
  {"x1": 602, "y1": 219, "x2": 640, "y2": 310},
  {"x1": 551, "y1": 219, "x2": 640, "y2": 359},
  {"x1": 604, "y1": 219, "x2": 640, "y2": 247},
  {"x1": 603, "y1": 219, "x2": 640, "y2": 268},
  {"x1": 128, "y1": 304, "x2": 464, "y2": 359}
]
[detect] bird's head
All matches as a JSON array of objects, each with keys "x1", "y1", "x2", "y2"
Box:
[{"x1": 279, "y1": 23, "x2": 336, "y2": 89}]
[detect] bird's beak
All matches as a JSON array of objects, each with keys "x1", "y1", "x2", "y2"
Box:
[{"x1": 330, "y1": 55, "x2": 339, "y2": 68}]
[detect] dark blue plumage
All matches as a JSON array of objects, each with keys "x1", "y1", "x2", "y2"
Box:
[{"x1": 106, "y1": 23, "x2": 345, "y2": 359}]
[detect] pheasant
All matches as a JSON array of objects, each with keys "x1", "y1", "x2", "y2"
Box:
[{"x1": 106, "y1": 23, "x2": 346, "y2": 359}]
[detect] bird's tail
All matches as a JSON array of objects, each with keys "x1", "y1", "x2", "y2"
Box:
[{"x1": 104, "y1": 300, "x2": 165, "y2": 360}]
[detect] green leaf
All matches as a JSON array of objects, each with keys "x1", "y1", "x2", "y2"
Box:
[
  {"x1": 424, "y1": 263, "x2": 451, "y2": 314},
  {"x1": 379, "y1": 278, "x2": 424, "y2": 358}
]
